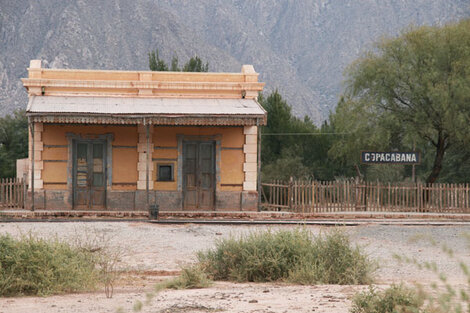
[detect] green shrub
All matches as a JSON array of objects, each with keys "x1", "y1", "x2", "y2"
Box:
[
  {"x1": 133, "y1": 229, "x2": 374, "y2": 312},
  {"x1": 197, "y1": 228, "x2": 375, "y2": 285},
  {"x1": 350, "y1": 284, "x2": 424, "y2": 313},
  {"x1": 388, "y1": 234, "x2": 470, "y2": 313},
  {"x1": 134, "y1": 266, "x2": 212, "y2": 312},
  {"x1": 0, "y1": 234, "x2": 99, "y2": 296},
  {"x1": 157, "y1": 266, "x2": 212, "y2": 290}
]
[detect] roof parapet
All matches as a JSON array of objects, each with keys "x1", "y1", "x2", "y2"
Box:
[{"x1": 22, "y1": 60, "x2": 264, "y2": 99}]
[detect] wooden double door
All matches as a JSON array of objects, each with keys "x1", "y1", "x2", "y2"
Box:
[
  {"x1": 73, "y1": 140, "x2": 106, "y2": 209},
  {"x1": 183, "y1": 141, "x2": 215, "y2": 210}
]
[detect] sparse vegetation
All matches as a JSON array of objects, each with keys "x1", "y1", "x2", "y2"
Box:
[
  {"x1": 0, "y1": 228, "x2": 124, "y2": 298},
  {"x1": 133, "y1": 300, "x2": 143, "y2": 312},
  {"x1": 72, "y1": 227, "x2": 124, "y2": 298},
  {"x1": 162, "y1": 266, "x2": 211, "y2": 290},
  {"x1": 158, "y1": 266, "x2": 212, "y2": 290},
  {"x1": 134, "y1": 265, "x2": 212, "y2": 312},
  {"x1": 390, "y1": 245, "x2": 470, "y2": 313},
  {"x1": 350, "y1": 284, "x2": 424, "y2": 313},
  {"x1": 133, "y1": 228, "x2": 374, "y2": 312},
  {"x1": 352, "y1": 232, "x2": 470, "y2": 313},
  {"x1": 0, "y1": 234, "x2": 99, "y2": 296},
  {"x1": 197, "y1": 228, "x2": 375, "y2": 285}
]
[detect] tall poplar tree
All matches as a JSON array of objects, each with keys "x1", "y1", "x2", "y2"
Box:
[{"x1": 148, "y1": 50, "x2": 208, "y2": 72}]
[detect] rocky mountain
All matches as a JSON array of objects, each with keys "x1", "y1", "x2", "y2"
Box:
[{"x1": 1, "y1": 0, "x2": 469, "y2": 124}]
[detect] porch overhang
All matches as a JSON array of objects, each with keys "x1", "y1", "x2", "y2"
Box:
[{"x1": 26, "y1": 96, "x2": 267, "y2": 126}]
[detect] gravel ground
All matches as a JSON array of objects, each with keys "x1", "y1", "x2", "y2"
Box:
[{"x1": 0, "y1": 222, "x2": 469, "y2": 313}]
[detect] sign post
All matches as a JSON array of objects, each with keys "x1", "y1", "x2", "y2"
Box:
[{"x1": 361, "y1": 151, "x2": 420, "y2": 165}]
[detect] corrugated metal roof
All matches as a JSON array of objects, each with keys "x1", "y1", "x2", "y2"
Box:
[
  {"x1": 27, "y1": 96, "x2": 266, "y2": 116},
  {"x1": 29, "y1": 115, "x2": 263, "y2": 126}
]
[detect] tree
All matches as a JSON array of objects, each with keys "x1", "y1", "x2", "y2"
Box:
[
  {"x1": 170, "y1": 56, "x2": 180, "y2": 72},
  {"x1": 330, "y1": 96, "x2": 413, "y2": 182},
  {"x1": 337, "y1": 19, "x2": 470, "y2": 183},
  {"x1": 0, "y1": 110, "x2": 28, "y2": 178},
  {"x1": 182, "y1": 56, "x2": 208, "y2": 72},
  {"x1": 259, "y1": 91, "x2": 342, "y2": 181},
  {"x1": 148, "y1": 50, "x2": 209, "y2": 72},
  {"x1": 148, "y1": 50, "x2": 168, "y2": 71},
  {"x1": 259, "y1": 91, "x2": 298, "y2": 165}
]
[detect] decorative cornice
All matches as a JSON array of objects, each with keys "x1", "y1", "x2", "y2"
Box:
[
  {"x1": 22, "y1": 61, "x2": 264, "y2": 99},
  {"x1": 21, "y1": 78, "x2": 264, "y2": 98}
]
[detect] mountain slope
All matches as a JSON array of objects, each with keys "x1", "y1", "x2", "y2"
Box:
[{"x1": 1, "y1": 0, "x2": 469, "y2": 123}]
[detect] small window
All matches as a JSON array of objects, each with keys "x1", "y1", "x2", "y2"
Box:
[{"x1": 157, "y1": 163, "x2": 174, "y2": 182}]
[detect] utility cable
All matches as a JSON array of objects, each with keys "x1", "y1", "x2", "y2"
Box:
[{"x1": 261, "y1": 132, "x2": 350, "y2": 136}]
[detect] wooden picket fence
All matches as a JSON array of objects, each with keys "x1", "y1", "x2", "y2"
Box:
[
  {"x1": 261, "y1": 179, "x2": 470, "y2": 213},
  {"x1": 0, "y1": 178, "x2": 26, "y2": 209}
]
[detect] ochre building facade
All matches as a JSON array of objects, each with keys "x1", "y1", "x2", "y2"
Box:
[{"x1": 22, "y1": 60, "x2": 266, "y2": 211}]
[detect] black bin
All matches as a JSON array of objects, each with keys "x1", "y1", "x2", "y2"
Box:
[{"x1": 149, "y1": 204, "x2": 159, "y2": 219}]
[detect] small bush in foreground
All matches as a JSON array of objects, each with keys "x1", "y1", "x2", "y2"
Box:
[
  {"x1": 350, "y1": 284, "x2": 424, "y2": 313},
  {"x1": 353, "y1": 233, "x2": 470, "y2": 313},
  {"x1": 134, "y1": 266, "x2": 212, "y2": 312},
  {"x1": 72, "y1": 227, "x2": 124, "y2": 298},
  {"x1": 158, "y1": 266, "x2": 212, "y2": 290},
  {"x1": 0, "y1": 234, "x2": 99, "y2": 296},
  {"x1": 197, "y1": 228, "x2": 375, "y2": 284},
  {"x1": 387, "y1": 234, "x2": 470, "y2": 313}
]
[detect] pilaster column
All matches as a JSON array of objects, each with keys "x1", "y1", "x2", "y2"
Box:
[
  {"x1": 243, "y1": 126, "x2": 257, "y2": 191},
  {"x1": 241, "y1": 65, "x2": 259, "y2": 99},
  {"x1": 29, "y1": 122, "x2": 44, "y2": 189},
  {"x1": 137, "y1": 124, "x2": 154, "y2": 190},
  {"x1": 138, "y1": 72, "x2": 153, "y2": 96},
  {"x1": 28, "y1": 59, "x2": 42, "y2": 95}
]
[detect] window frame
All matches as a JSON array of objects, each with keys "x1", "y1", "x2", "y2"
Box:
[{"x1": 156, "y1": 163, "x2": 174, "y2": 182}]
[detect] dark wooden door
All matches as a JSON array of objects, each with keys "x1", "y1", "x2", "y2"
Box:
[
  {"x1": 183, "y1": 141, "x2": 215, "y2": 210},
  {"x1": 73, "y1": 141, "x2": 106, "y2": 209}
]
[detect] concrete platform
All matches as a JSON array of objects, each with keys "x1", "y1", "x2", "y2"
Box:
[{"x1": 1, "y1": 209, "x2": 470, "y2": 224}]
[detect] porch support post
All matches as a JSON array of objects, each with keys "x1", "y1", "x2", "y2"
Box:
[
  {"x1": 30, "y1": 120, "x2": 35, "y2": 211},
  {"x1": 146, "y1": 122, "x2": 150, "y2": 210},
  {"x1": 257, "y1": 120, "x2": 262, "y2": 211},
  {"x1": 137, "y1": 122, "x2": 154, "y2": 207}
]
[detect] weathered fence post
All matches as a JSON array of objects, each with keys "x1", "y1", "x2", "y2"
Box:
[
  {"x1": 288, "y1": 177, "x2": 293, "y2": 211},
  {"x1": 354, "y1": 177, "x2": 360, "y2": 211},
  {"x1": 0, "y1": 177, "x2": 27, "y2": 209},
  {"x1": 312, "y1": 180, "x2": 316, "y2": 212},
  {"x1": 261, "y1": 178, "x2": 470, "y2": 214},
  {"x1": 22, "y1": 173, "x2": 27, "y2": 209},
  {"x1": 354, "y1": 177, "x2": 366, "y2": 211}
]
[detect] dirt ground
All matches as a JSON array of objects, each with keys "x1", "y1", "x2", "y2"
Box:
[{"x1": 0, "y1": 222, "x2": 469, "y2": 313}]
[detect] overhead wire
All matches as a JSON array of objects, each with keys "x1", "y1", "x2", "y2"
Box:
[{"x1": 261, "y1": 132, "x2": 350, "y2": 136}]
